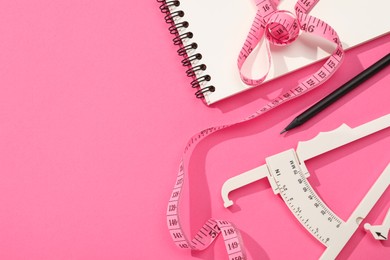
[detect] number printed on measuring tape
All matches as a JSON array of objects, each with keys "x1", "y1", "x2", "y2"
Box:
[{"x1": 165, "y1": 0, "x2": 344, "y2": 258}]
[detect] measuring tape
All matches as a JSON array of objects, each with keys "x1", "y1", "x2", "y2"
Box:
[
  {"x1": 166, "y1": 0, "x2": 344, "y2": 259},
  {"x1": 238, "y1": 0, "x2": 343, "y2": 89},
  {"x1": 222, "y1": 114, "x2": 390, "y2": 259}
]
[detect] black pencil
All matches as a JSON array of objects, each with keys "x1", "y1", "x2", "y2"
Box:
[{"x1": 281, "y1": 52, "x2": 390, "y2": 134}]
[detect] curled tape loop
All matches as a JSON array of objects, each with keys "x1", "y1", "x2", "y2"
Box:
[
  {"x1": 265, "y1": 10, "x2": 300, "y2": 45},
  {"x1": 239, "y1": 0, "x2": 343, "y2": 87},
  {"x1": 166, "y1": 0, "x2": 344, "y2": 259}
]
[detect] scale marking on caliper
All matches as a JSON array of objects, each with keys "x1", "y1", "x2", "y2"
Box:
[{"x1": 221, "y1": 114, "x2": 390, "y2": 259}]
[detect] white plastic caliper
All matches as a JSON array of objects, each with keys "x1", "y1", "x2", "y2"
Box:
[
  {"x1": 364, "y1": 207, "x2": 390, "y2": 240},
  {"x1": 221, "y1": 114, "x2": 390, "y2": 259}
]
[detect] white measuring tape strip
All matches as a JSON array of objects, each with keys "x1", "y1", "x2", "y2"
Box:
[{"x1": 167, "y1": 0, "x2": 344, "y2": 258}]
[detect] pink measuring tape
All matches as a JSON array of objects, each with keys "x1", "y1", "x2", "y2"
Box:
[{"x1": 166, "y1": 0, "x2": 344, "y2": 259}]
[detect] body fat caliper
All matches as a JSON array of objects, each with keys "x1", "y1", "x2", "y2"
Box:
[{"x1": 222, "y1": 114, "x2": 390, "y2": 259}]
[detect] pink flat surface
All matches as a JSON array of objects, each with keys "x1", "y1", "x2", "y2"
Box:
[{"x1": 0, "y1": 1, "x2": 389, "y2": 259}]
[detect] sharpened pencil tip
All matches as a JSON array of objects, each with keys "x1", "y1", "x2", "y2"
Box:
[{"x1": 280, "y1": 129, "x2": 287, "y2": 134}]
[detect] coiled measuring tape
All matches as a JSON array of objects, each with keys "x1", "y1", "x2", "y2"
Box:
[{"x1": 167, "y1": 0, "x2": 344, "y2": 259}]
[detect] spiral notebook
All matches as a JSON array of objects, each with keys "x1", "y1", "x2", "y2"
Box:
[{"x1": 158, "y1": 0, "x2": 390, "y2": 105}]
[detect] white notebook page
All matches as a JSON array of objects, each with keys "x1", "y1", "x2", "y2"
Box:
[{"x1": 177, "y1": 0, "x2": 390, "y2": 104}]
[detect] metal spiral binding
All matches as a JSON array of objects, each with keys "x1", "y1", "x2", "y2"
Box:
[{"x1": 157, "y1": 0, "x2": 215, "y2": 99}]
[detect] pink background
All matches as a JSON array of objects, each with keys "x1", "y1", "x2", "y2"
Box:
[{"x1": 0, "y1": 1, "x2": 389, "y2": 259}]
